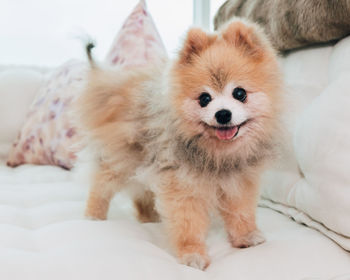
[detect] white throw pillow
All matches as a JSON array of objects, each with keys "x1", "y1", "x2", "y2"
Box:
[
  {"x1": 0, "y1": 68, "x2": 45, "y2": 161},
  {"x1": 260, "y1": 36, "x2": 350, "y2": 251}
]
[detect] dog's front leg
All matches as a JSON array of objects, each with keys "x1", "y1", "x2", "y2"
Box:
[
  {"x1": 158, "y1": 176, "x2": 210, "y2": 270},
  {"x1": 219, "y1": 176, "x2": 265, "y2": 248}
]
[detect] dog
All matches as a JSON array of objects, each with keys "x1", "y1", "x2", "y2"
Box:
[{"x1": 76, "y1": 19, "x2": 283, "y2": 270}]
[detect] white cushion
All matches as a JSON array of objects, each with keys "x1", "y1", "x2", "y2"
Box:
[
  {"x1": 261, "y1": 35, "x2": 350, "y2": 250},
  {"x1": 0, "y1": 68, "x2": 46, "y2": 160}
]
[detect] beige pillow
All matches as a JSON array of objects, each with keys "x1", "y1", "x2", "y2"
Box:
[{"x1": 214, "y1": 0, "x2": 350, "y2": 52}]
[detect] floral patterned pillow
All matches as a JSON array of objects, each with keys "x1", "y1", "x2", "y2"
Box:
[
  {"x1": 6, "y1": 0, "x2": 167, "y2": 170},
  {"x1": 105, "y1": 0, "x2": 167, "y2": 66},
  {"x1": 7, "y1": 61, "x2": 86, "y2": 169}
]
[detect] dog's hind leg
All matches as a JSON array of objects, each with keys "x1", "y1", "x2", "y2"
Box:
[
  {"x1": 133, "y1": 190, "x2": 160, "y2": 223},
  {"x1": 85, "y1": 164, "x2": 126, "y2": 220}
]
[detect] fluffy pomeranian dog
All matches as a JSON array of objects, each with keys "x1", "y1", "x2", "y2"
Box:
[{"x1": 77, "y1": 19, "x2": 283, "y2": 270}]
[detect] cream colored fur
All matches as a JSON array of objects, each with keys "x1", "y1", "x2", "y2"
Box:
[{"x1": 75, "y1": 19, "x2": 283, "y2": 269}]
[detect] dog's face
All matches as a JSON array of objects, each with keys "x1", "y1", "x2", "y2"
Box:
[{"x1": 171, "y1": 20, "x2": 282, "y2": 152}]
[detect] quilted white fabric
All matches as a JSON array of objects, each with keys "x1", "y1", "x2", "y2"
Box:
[
  {"x1": 261, "y1": 36, "x2": 350, "y2": 251},
  {"x1": 0, "y1": 163, "x2": 350, "y2": 280}
]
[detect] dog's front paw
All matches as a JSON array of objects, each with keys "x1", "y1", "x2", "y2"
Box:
[
  {"x1": 180, "y1": 253, "x2": 210, "y2": 270},
  {"x1": 231, "y1": 230, "x2": 265, "y2": 248},
  {"x1": 85, "y1": 208, "x2": 108, "y2": 220}
]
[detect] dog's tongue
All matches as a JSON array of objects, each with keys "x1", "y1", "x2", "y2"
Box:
[{"x1": 216, "y1": 127, "x2": 238, "y2": 140}]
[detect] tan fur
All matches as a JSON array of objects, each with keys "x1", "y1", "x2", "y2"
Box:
[
  {"x1": 218, "y1": 175, "x2": 263, "y2": 248},
  {"x1": 158, "y1": 174, "x2": 211, "y2": 269},
  {"x1": 76, "y1": 19, "x2": 283, "y2": 270},
  {"x1": 134, "y1": 190, "x2": 160, "y2": 223}
]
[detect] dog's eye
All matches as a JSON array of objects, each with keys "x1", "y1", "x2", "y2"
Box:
[
  {"x1": 232, "y1": 87, "x2": 247, "y2": 103},
  {"x1": 198, "y1": 92, "x2": 212, "y2": 107}
]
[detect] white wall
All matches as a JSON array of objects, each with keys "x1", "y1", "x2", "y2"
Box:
[{"x1": 0, "y1": 0, "x2": 225, "y2": 67}]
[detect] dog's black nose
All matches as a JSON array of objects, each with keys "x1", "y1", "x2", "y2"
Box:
[{"x1": 215, "y1": 109, "x2": 232, "y2": 124}]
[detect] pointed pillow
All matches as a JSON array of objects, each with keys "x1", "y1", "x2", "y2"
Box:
[
  {"x1": 105, "y1": 0, "x2": 167, "y2": 66},
  {"x1": 7, "y1": 0, "x2": 167, "y2": 170}
]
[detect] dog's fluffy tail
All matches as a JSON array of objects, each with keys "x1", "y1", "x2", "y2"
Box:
[{"x1": 85, "y1": 41, "x2": 96, "y2": 68}]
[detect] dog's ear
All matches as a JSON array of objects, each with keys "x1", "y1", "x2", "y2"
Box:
[
  {"x1": 179, "y1": 28, "x2": 216, "y2": 64},
  {"x1": 222, "y1": 20, "x2": 265, "y2": 59}
]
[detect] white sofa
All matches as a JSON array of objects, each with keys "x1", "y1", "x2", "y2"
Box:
[{"x1": 1, "y1": 38, "x2": 350, "y2": 279}]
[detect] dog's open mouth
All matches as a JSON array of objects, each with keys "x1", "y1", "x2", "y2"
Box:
[
  {"x1": 215, "y1": 126, "x2": 239, "y2": 140},
  {"x1": 208, "y1": 120, "x2": 250, "y2": 141}
]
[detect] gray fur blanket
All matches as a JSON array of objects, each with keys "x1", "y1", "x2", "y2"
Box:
[{"x1": 214, "y1": 0, "x2": 350, "y2": 52}]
